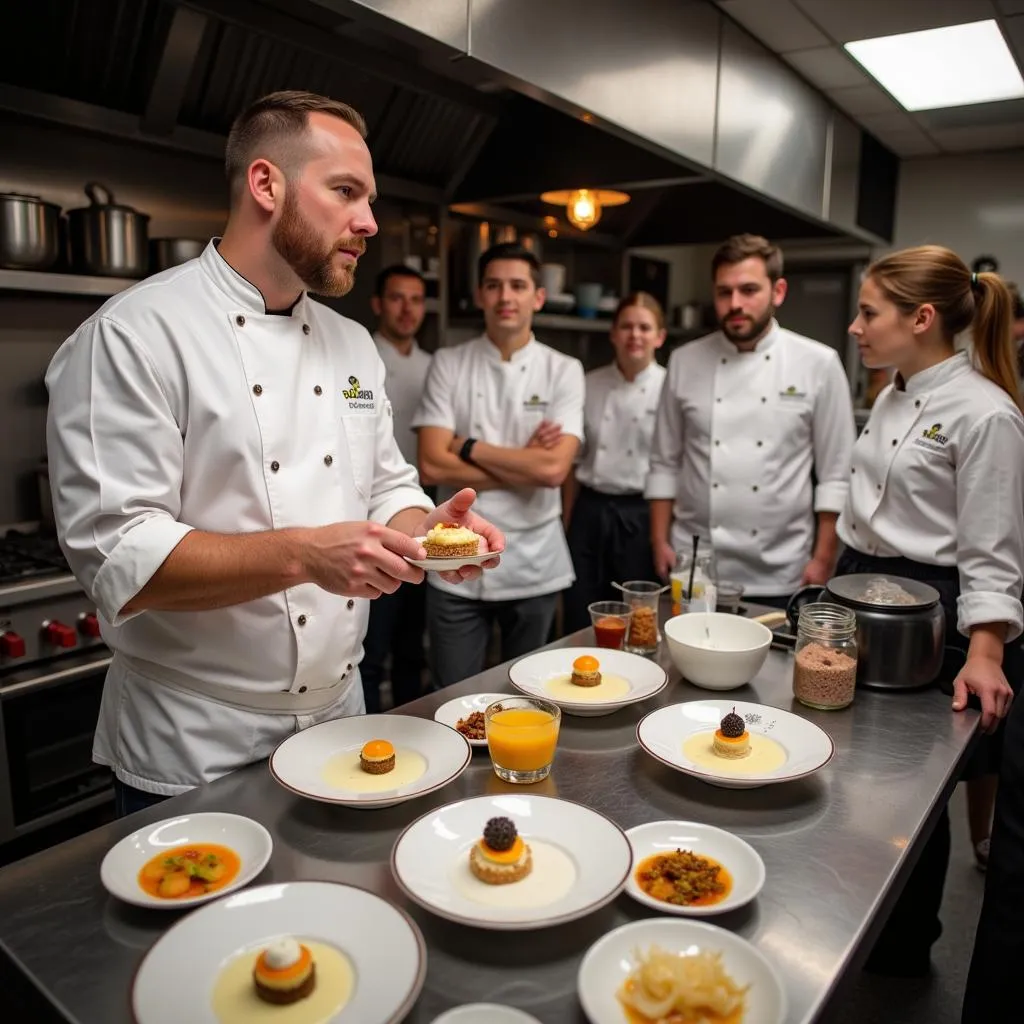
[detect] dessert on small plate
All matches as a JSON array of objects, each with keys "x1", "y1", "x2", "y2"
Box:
[
  {"x1": 433, "y1": 692, "x2": 508, "y2": 747},
  {"x1": 100, "y1": 812, "x2": 272, "y2": 910},
  {"x1": 431, "y1": 1005, "x2": 542, "y2": 1024},
  {"x1": 132, "y1": 881, "x2": 425, "y2": 1024},
  {"x1": 391, "y1": 794, "x2": 632, "y2": 930},
  {"x1": 509, "y1": 646, "x2": 666, "y2": 717},
  {"x1": 636, "y1": 699, "x2": 834, "y2": 789},
  {"x1": 578, "y1": 918, "x2": 786, "y2": 1024},
  {"x1": 270, "y1": 714, "x2": 471, "y2": 808},
  {"x1": 624, "y1": 820, "x2": 765, "y2": 916},
  {"x1": 405, "y1": 524, "x2": 501, "y2": 572}
]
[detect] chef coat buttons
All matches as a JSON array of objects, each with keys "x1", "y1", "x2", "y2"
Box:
[
  {"x1": 235, "y1": 315, "x2": 245, "y2": 327},
  {"x1": 252, "y1": 384, "x2": 263, "y2": 396},
  {"x1": 764, "y1": 354, "x2": 771, "y2": 361},
  {"x1": 721, "y1": 357, "x2": 727, "y2": 365},
  {"x1": 314, "y1": 385, "x2": 322, "y2": 396},
  {"x1": 302, "y1": 324, "x2": 311, "y2": 335},
  {"x1": 877, "y1": 484, "x2": 882, "y2": 491},
  {"x1": 714, "y1": 440, "x2": 720, "y2": 447},
  {"x1": 716, "y1": 398, "x2": 722, "y2": 404},
  {"x1": 891, "y1": 439, "x2": 898, "y2": 446},
  {"x1": 751, "y1": 529, "x2": 758, "y2": 536},
  {"x1": 346, "y1": 599, "x2": 355, "y2": 610},
  {"x1": 270, "y1": 460, "x2": 280, "y2": 472},
  {"x1": 298, "y1": 685, "x2": 308, "y2": 693},
  {"x1": 756, "y1": 440, "x2": 763, "y2": 447},
  {"x1": 752, "y1": 485, "x2": 759, "y2": 492},
  {"x1": 851, "y1": 467, "x2": 856, "y2": 474},
  {"x1": 761, "y1": 397, "x2": 767, "y2": 403},
  {"x1": 713, "y1": 482, "x2": 719, "y2": 489},
  {"x1": 324, "y1": 454, "x2": 333, "y2": 466},
  {"x1": 915, "y1": 400, "x2": 921, "y2": 408},
  {"x1": 297, "y1": 615, "x2": 307, "y2": 626},
  {"x1": 864, "y1": 428, "x2": 870, "y2": 435}
]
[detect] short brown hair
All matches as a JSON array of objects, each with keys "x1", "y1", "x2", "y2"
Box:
[
  {"x1": 711, "y1": 234, "x2": 784, "y2": 283},
  {"x1": 225, "y1": 90, "x2": 368, "y2": 200},
  {"x1": 613, "y1": 291, "x2": 665, "y2": 330}
]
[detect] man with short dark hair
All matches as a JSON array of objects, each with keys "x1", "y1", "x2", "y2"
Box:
[
  {"x1": 646, "y1": 234, "x2": 855, "y2": 604},
  {"x1": 361, "y1": 264, "x2": 432, "y2": 711},
  {"x1": 45, "y1": 90, "x2": 502, "y2": 814},
  {"x1": 414, "y1": 242, "x2": 584, "y2": 687}
]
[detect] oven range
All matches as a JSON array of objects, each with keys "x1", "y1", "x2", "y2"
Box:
[{"x1": 0, "y1": 530, "x2": 112, "y2": 846}]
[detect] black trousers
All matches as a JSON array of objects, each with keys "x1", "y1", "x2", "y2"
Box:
[
  {"x1": 361, "y1": 582, "x2": 427, "y2": 713},
  {"x1": 563, "y1": 485, "x2": 658, "y2": 635}
]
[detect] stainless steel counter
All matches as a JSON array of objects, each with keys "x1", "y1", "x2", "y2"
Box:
[{"x1": 0, "y1": 626, "x2": 978, "y2": 1024}]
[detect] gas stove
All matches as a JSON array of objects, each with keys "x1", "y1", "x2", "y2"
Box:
[{"x1": 0, "y1": 530, "x2": 71, "y2": 587}]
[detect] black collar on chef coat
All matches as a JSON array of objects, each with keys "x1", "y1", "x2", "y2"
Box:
[{"x1": 201, "y1": 238, "x2": 308, "y2": 318}]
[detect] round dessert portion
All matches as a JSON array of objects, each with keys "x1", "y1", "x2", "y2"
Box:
[
  {"x1": 359, "y1": 739, "x2": 396, "y2": 775},
  {"x1": 570, "y1": 654, "x2": 602, "y2": 688},
  {"x1": 469, "y1": 816, "x2": 533, "y2": 885},
  {"x1": 712, "y1": 709, "x2": 751, "y2": 759},
  {"x1": 252, "y1": 937, "x2": 317, "y2": 1005},
  {"x1": 424, "y1": 522, "x2": 481, "y2": 558}
]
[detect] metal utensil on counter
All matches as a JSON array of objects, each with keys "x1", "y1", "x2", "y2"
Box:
[
  {"x1": 68, "y1": 182, "x2": 149, "y2": 277},
  {"x1": 0, "y1": 193, "x2": 61, "y2": 270}
]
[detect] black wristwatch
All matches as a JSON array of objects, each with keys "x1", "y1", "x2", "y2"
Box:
[{"x1": 458, "y1": 437, "x2": 478, "y2": 464}]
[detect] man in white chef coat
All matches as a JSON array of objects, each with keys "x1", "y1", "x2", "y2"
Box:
[
  {"x1": 361, "y1": 264, "x2": 433, "y2": 712},
  {"x1": 44, "y1": 90, "x2": 502, "y2": 816},
  {"x1": 646, "y1": 234, "x2": 855, "y2": 603},
  {"x1": 415, "y1": 242, "x2": 584, "y2": 687}
]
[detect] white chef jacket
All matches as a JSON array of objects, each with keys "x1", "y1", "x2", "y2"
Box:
[
  {"x1": 45, "y1": 241, "x2": 431, "y2": 795},
  {"x1": 576, "y1": 361, "x2": 666, "y2": 494},
  {"x1": 373, "y1": 332, "x2": 432, "y2": 467},
  {"x1": 412, "y1": 334, "x2": 585, "y2": 601},
  {"x1": 837, "y1": 351, "x2": 1024, "y2": 640},
  {"x1": 645, "y1": 322, "x2": 855, "y2": 596}
]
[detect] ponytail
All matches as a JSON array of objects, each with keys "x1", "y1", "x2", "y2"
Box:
[{"x1": 972, "y1": 272, "x2": 1023, "y2": 413}]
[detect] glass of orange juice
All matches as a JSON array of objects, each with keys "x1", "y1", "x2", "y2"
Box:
[{"x1": 484, "y1": 697, "x2": 561, "y2": 784}]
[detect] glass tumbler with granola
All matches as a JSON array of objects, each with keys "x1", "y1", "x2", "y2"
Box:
[{"x1": 615, "y1": 580, "x2": 666, "y2": 656}]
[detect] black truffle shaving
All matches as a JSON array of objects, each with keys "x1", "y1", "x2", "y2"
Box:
[
  {"x1": 720, "y1": 710, "x2": 746, "y2": 738},
  {"x1": 483, "y1": 816, "x2": 518, "y2": 851}
]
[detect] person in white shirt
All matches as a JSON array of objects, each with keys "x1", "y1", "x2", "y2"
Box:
[
  {"x1": 562, "y1": 292, "x2": 667, "y2": 632},
  {"x1": 645, "y1": 234, "x2": 855, "y2": 603},
  {"x1": 832, "y1": 246, "x2": 1024, "y2": 987},
  {"x1": 361, "y1": 264, "x2": 433, "y2": 713},
  {"x1": 415, "y1": 242, "x2": 584, "y2": 687},
  {"x1": 45, "y1": 90, "x2": 502, "y2": 816}
]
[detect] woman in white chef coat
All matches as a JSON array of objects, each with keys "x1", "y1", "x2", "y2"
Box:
[
  {"x1": 836, "y1": 245, "x2": 1024, "y2": 979},
  {"x1": 562, "y1": 293, "x2": 667, "y2": 632}
]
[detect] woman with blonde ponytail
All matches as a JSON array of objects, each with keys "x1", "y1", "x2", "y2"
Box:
[{"x1": 835, "y1": 245, "x2": 1024, "y2": 981}]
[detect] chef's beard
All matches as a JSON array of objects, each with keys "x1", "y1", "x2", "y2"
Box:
[
  {"x1": 272, "y1": 192, "x2": 365, "y2": 297},
  {"x1": 720, "y1": 306, "x2": 775, "y2": 344}
]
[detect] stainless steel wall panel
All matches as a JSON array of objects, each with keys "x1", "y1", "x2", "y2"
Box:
[
  {"x1": 828, "y1": 111, "x2": 862, "y2": 234},
  {"x1": 317, "y1": 0, "x2": 470, "y2": 52}
]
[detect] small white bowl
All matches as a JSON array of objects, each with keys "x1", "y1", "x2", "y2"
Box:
[
  {"x1": 664, "y1": 612, "x2": 772, "y2": 690},
  {"x1": 432, "y1": 1005, "x2": 542, "y2": 1024},
  {"x1": 624, "y1": 820, "x2": 765, "y2": 916},
  {"x1": 100, "y1": 812, "x2": 272, "y2": 909}
]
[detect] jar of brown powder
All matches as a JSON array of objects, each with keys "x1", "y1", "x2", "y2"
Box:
[{"x1": 793, "y1": 604, "x2": 858, "y2": 710}]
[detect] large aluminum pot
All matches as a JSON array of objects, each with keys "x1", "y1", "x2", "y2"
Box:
[
  {"x1": 149, "y1": 237, "x2": 206, "y2": 273},
  {"x1": 787, "y1": 573, "x2": 946, "y2": 691},
  {"x1": 68, "y1": 182, "x2": 149, "y2": 277},
  {"x1": 0, "y1": 193, "x2": 61, "y2": 270}
]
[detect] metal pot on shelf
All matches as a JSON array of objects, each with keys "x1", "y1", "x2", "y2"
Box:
[
  {"x1": 0, "y1": 193, "x2": 61, "y2": 270},
  {"x1": 68, "y1": 182, "x2": 149, "y2": 277},
  {"x1": 149, "y1": 237, "x2": 206, "y2": 273},
  {"x1": 787, "y1": 573, "x2": 946, "y2": 691}
]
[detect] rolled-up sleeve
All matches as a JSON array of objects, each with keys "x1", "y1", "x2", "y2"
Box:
[
  {"x1": 45, "y1": 316, "x2": 194, "y2": 626},
  {"x1": 645, "y1": 352, "x2": 684, "y2": 500},
  {"x1": 956, "y1": 410, "x2": 1024, "y2": 640},
  {"x1": 811, "y1": 352, "x2": 855, "y2": 513}
]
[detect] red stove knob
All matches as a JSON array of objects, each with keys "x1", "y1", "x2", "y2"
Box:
[
  {"x1": 79, "y1": 613, "x2": 102, "y2": 639},
  {"x1": 0, "y1": 632, "x2": 26, "y2": 658},
  {"x1": 44, "y1": 620, "x2": 77, "y2": 648}
]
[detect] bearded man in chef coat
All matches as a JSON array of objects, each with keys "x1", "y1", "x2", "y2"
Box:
[
  {"x1": 44, "y1": 90, "x2": 503, "y2": 816},
  {"x1": 645, "y1": 234, "x2": 855, "y2": 605}
]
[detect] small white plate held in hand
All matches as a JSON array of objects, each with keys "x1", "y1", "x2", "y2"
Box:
[{"x1": 405, "y1": 537, "x2": 502, "y2": 572}]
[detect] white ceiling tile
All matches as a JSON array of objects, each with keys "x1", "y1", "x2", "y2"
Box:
[
  {"x1": 928, "y1": 122, "x2": 1024, "y2": 150},
  {"x1": 996, "y1": 0, "x2": 1024, "y2": 15},
  {"x1": 793, "y1": 0, "x2": 1000, "y2": 43},
  {"x1": 858, "y1": 111, "x2": 920, "y2": 133},
  {"x1": 784, "y1": 46, "x2": 871, "y2": 88},
  {"x1": 827, "y1": 84, "x2": 904, "y2": 115},
  {"x1": 716, "y1": 0, "x2": 830, "y2": 52}
]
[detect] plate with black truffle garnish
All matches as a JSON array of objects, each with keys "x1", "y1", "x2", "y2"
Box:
[{"x1": 390, "y1": 794, "x2": 632, "y2": 930}]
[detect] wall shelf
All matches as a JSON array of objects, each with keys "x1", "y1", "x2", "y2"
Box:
[{"x1": 0, "y1": 268, "x2": 139, "y2": 298}]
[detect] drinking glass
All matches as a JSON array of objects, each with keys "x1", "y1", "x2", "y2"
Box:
[
  {"x1": 670, "y1": 542, "x2": 718, "y2": 615},
  {"x1": 484, "y1": 697, "x2": 561, "y2": 784},
  {"x1": 587, "y1": 601, "x2": 632, "y2": 650},
  {"x1": 615, "y1": 580, "x2": 667, "y2": 655}
]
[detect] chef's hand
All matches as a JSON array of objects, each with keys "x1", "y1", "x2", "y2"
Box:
[
  {"x1": 418, "y1": 488, "x2": 504, "y2": 584},
  {"x1": 952, "y1": 655, "x2": 1013, "y2": 734},
  {"x1": 800, "y1": 557, "x2": 833, "y2": 586},
  {"x1": 652, "y1": 540, "x2": 676, "y2": 580},
  {"x1": 305, "y1": 522, "x2": 426, "y2": 599},
  {"x1": 527, "y1": 419, "x2": 563, "y2": 449}
]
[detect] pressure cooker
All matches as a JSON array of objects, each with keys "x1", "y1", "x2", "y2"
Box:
[{"x1": 787, "y1": 574, "x2": 947, "y2": 691}]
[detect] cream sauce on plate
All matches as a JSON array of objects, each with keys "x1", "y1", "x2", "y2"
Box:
[
  {"x1": 321, "y1": 748, "x2": 427, "y2": 793},
  {"x1": 211, "y1": 939, "x2": 354, "y2": 1024},
  {"x1": 682, "y1": 731, "x2": 787, "y2": 775},
  {"x1": 544, "y1": 673, "x2": 631, "y2": 703},
  {"x1": 451, "y1": 839, "x2": 576, "y2": 908}
]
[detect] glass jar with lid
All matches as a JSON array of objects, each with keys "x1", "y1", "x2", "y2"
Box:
[{"x1": 793, "y1": 603, "x2": 858, "y2": 710}]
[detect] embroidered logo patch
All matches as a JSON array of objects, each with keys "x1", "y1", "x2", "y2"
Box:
[
  {"x1": 522, "y1": 393, "x2": 549, "y2": 411},
  {"x1": 778, "y1": 384, "x2": 807, "y2": 399},
  {"x1": 914, "y1": 422, "x2": 950, "y2": 451},
  {"x1": 342, "y1": 375, "x2": 374, "y2": 410}
]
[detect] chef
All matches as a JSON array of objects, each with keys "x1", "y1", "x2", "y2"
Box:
[
  {"x1": 562, "y1": 291, "x2": 667, "y2": 632},
  {"x1": 44, "y1": 90, "x2": 502, "y2": 817},
  {"x1": 836, "y1": 245, "x2": 1023, "y2": 986},
  {"x1": 645, "y1": 234, "x2": 855, "y2": 604}
]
